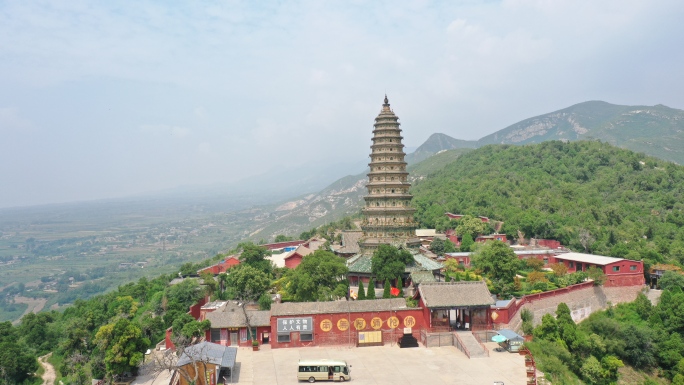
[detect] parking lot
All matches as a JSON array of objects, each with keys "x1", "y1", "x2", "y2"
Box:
[{"x1": 232, "y1": 342, "x2": 527, "y2": 385}]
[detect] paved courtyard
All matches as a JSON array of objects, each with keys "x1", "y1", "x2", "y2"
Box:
[{"x1": 232, "y1": 341, "x2": 527, "y2": 385}]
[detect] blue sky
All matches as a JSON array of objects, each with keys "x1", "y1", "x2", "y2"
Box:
[{"x1": 1, "y1": 0, "x2": 683, "y2": 207}]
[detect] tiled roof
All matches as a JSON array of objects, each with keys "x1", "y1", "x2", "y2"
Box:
[
  {"x1": 347, "y1": 254, "x2": 373, "y2": 273},
  {"x1": 418, "y1": 281, "x2": 495, "y2": 308},
  {"x1": 205, "y1": 302, "x2": 270, "y2": 328},
  {"x1": 410, "y1": 253, "x2": 443, "y2": 272},
  {"x1": 335, "y1": 231, "x2": 363, "y2": 254},
  {"x1": 271, "y1": 298, "x2": 408, "y2": 316},
  {"x1": 347, "y1": 251, "x2": 443, "y2": 274},
  {"x1": 177, "y1": 342, "x2": 237, "y2": 368},
  {"x1": 651, "y1": 263, "x2": 681, "y2": 272},
  {"x1": 284, "y1": 245, "x2": 313, "y2": 260},
  {"x1": 409, "y1": 271, "x2": 436, "y2": 284}
]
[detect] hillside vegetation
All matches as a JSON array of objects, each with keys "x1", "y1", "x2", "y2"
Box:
[{"x1": 412, "y1": 141, "x2": 684, "y2": 267}]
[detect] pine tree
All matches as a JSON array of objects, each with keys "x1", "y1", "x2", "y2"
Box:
[
  {"x1": 464, "y1": 271, "x2": 471, "y2": 281},
  {"x1": 460, "y1": 233, "x2": 474, "y2": 252},
  {"x1": 357, "y1": 281, "x2": 366, "y2": 300},
  {"x1": 367, "y1": 280, "x2": 377, "y2": 299},
  {"x1": 445, "y1": 274, "x2": 452, "y2": 282},
  {"x1": 397, "y1": 277, "x2": 404, "y2": 297},
  {"x1": 454, "y1": 273, "x2": 461, "y2": 281},
  {"x1": 383, "y1": 279, "x2": 391, "y2": 298}
]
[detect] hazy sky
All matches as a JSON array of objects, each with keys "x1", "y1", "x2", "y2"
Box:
[{"x1": 1, "y1": 1, "x2": 683, "y2": 208}]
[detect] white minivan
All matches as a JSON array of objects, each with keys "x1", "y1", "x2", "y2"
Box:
[{"x1": 297, "y1": 359, "x2": 351, "y2": 382}]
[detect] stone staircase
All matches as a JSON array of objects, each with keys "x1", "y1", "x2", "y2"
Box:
[{"x1": 454, "y1": 331, "x2": 489, "y2": 358}]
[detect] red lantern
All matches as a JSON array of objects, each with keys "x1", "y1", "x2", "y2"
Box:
[{"x1": 390, "y1": 287, "x2": 400, "y2": 296}]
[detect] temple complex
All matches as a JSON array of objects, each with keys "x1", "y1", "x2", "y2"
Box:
[{"x1": 359, "y1": 96, "x2": 421, "y2": 250}]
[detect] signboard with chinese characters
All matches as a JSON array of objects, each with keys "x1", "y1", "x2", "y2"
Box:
[{"x1": 277, "y1": 317, "x2": 313, "y2": 334}]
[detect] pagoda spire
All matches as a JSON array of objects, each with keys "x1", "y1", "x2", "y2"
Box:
[{"x1": 382, "y1": 94, "x2": 390, "y2": 112}]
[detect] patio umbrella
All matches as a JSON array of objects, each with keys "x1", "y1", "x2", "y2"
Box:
[{"x1": 491, "y1": 334, "x2": 507, "y2": 343}]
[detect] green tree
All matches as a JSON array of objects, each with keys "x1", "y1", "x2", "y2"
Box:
[
  {"x1": 587, "y1": 266, "x2": 606, "y2": 286},
  {"x1": 164, "y1": 279, "x2": 204, "y2": 313},
  {"x1": 633, "y1": 292, "x2": 653, "y2": 321},
  {"x1": 94, "y1": 318, "x2": 150, "y2": 378},
  {"x1": 217, "y1": 273, "x2": 229, "y2": 300},
  {"x1": 579, "y1": 356, "x2": 604, "y2": 385},
  {"x1": 470, "y1": 240, "x2": 518, "y2": 295},
  {"x1": 285, "y1": 249, "x2": 348, "y2": 302},
  {"x1": 660, "y1": 271, "x2": 684, "y2": 291},
  {"x1": 0, "y1": 341, "x2": 38, "y2": 384},
  {"x1": 383, "y1": 280, "x2": 391, "y2": 299},
  {"x1": 238, "y1": 242, "x2": 273, "y2": 276},
  {"x1": 444, "y1": 239, "x2": 457, "y2": 253},
  {"x1": 226, "y1": 264, "x2": 271, "y2": 304},
  {"x1": 371, "y1": 245, "x2": 413, "y2": 284},
  {"x1": 430, "y1": 238, "x2": 446, "y2": 255},
  {"x1": 459, "y1": 233, "x2": 474, "y2": 252},
  {"x1": 199, "y1": 271, "x2": 218, "y2": 298},
  {"x1": 274, "y1": 234, "x2": 293, "y2": 242},
  {"x1": 258, "y1": 293, "x2": 272, "y2": 310},
  {"x1": 455, "y1": 215, "x2": 488, "y2": 238},
  {"x1": 357, "y1": 281, "x2": 366, "y2": 300},
  {"x1": 180, "y1": 319, "x2": 211, "y2": 339},
  {"x1": 227, "y1": 263, "x2": 271, "y2": 341},
  {"x1": 525, "y1": 258, "x2": 545, "y2": 271},
  {"x1": 366, "y1": 280, "x2": 377, "y2": 300},
  {"x1": 171, "y1": 313, "x2": 196, "y2": 339},
  {"x1": 444, "y1": 258, "x2": 460, "y2": 273},
  {"x1": 534, "y1": 313, "x2": 559, "y2": 341},
  {"x1": 397, "y1": 277, "x2": 404, "y2": 297}
]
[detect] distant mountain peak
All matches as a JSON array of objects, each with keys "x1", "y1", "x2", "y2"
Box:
[{"x1": 406, "y1": 133, "x2": 477, "y2": 165}]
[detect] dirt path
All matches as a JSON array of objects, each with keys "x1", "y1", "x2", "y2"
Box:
[{"x1": 38, "y1": 353, "x2": 56, "y2": 385}]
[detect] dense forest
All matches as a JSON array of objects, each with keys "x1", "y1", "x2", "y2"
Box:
[{"x1": 413, "y1": 141, "x2": 684, "y2": 268}]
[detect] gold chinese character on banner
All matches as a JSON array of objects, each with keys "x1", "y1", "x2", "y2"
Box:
[
  {"x1": 387, "y1": 316, "x2": 400, "y2": 329},
  {"x1": 337, "y1": 318, "x2": 349, "y2": 331},
  {"x1": 353, "y1": 318, "x2": 366, "y2": 330},
  {"x1": 371, "y1": 317, "x2": 383, "y2": 330},
  {"x1": 320, "y1": 319, "x2": 333, "y2": 332},
  {"x1": 404, "y1": 316, "x2": 416, "y2": 328}
]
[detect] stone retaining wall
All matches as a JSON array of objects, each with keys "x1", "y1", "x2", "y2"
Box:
[{"x1": 503, "y1": 284, "x2": 646, "y2": 332}]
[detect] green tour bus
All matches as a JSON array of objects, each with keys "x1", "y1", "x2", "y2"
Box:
[{"x1": 297, "y1": 359, "x2": 351, "y2": 382}]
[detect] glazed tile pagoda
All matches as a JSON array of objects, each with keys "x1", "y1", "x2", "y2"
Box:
[{"x1": 360, "y1": 96, "x2": 421, "y2": 250}]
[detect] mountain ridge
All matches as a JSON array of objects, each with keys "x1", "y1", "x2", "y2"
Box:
[{"x1": 476, "y1": 101, "x2": 684, "y2": 164}]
